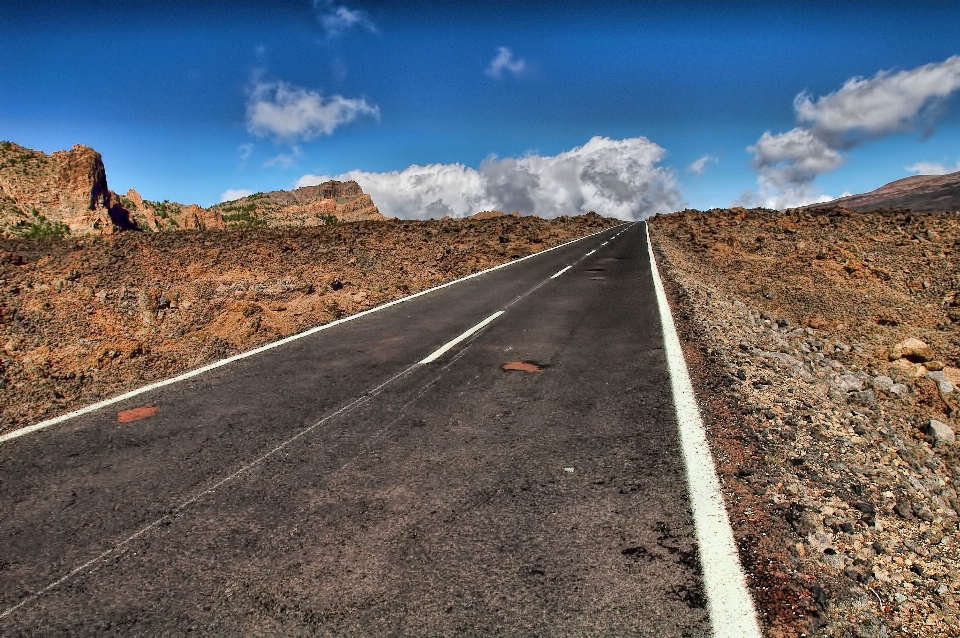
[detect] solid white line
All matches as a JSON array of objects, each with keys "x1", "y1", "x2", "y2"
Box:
[
  {"x1": 645, "y1": 223, "x2": 761, "y2": 638},
  {"x1": 585, "y1": 249, "x2": 596, "y2": 256},
  {"x1": 0, "y1": 226, "x2": 615, "y2": 445},
  {"x1": 550, "y1": 265, "x2": 572, "y2": 279},
  {"x1": 419, "y1": 311, "x2": 504, "y2": 364}
]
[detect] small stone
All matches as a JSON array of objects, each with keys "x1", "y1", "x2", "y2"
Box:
[
  {"x1": 922, "y1": 419, "x2": 955, "y2": 447},
  {"x1": 889, "y1": 383, "x2": 908, "y2": 396},
  {"x1": 916, "y1": 506, "x2": 936, "y2": 522},
  {"x1": 835, "y1": 373, "x2": 864, "y2": 393},
  {"x1": 926, "y1": 371, "x2": 954, "y2": 394},
  {"x1": 889, "y1": 338, "x2": 935, "y2": 363},
  {"x1": 890, "y1": 358, "x2": 928, "y2": 378},
  {"x1": 924, "y1": 528, "x2": 944, "y2": 545},
  {"x1": 872, "y1": 375, "x2": 894, "y2": 393},
  {"x1": 844, "y1": 565, "x2": 870, "y2": 583},
  {"x1": 942, "y1": 367, "x2": 960, "y2": 386},
  {"x1": 925, "y1": 360, "x2": 945, "y2": 371},
  {"x1": 894, "y1": 501, "x2": 914, "y2": 519}
]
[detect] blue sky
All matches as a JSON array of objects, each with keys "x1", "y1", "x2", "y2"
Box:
[{"x1": 2, "y1": 0, "x2": 960, "y2": 218}]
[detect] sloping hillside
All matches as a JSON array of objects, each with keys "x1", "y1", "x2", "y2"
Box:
[{"x1": 822, "y1": 171, "x2": 960, "y2": 212}]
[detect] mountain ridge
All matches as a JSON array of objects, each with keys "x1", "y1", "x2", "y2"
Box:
[
  {"x1": 0, "y1": 141, "x2": 385, "y2": 237},
  {"x1": 815, "y1": 170, "x2": 960, "y2": 213}
]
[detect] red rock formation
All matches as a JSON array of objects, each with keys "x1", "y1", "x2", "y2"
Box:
[
  {"x1": 0, "y1": 142, "x2": 135, "y2": 236},
  {"x1": 0, "y1": 142, "x2": 381, "y2": 237}
]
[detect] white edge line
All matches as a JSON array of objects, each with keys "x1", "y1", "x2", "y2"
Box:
[
  {"x1": 419, "y1": 311, "x2": 504, "y2": 364},
  {"x1": 1, "y1": 225, "x2": 620, "y2": 445},
  {"x1": 645, "y1": 222, "x2": 762, "y2": 638},
  {"x1": 585, "y1": 249, "x2": 596, "y2": 256},
  {"x1": 550, "y1": 265, "x2": 572, "y2": 279}
]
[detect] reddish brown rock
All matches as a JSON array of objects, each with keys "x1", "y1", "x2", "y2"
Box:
[{"x1": 0, "y1": 141, "x2": 135, "y2": 236}]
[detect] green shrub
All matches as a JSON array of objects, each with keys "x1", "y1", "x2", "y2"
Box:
[
  {"x1": 223, "y1": 210, "x2": 266, "y2": 228},
  {"x1": 12, "y1": 209, "x2": 70, "y2": 238}
]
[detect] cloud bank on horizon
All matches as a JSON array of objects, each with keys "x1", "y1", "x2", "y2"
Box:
[
  {"x1": 907, "y1": 159, "x2": 960, "y2": 176},
  {"x1": 296, "y1": 136, "x2": 683, "y2": 221},
  {"x1": 744, "y1": 55, "x2": 960, "y2": 209},
  {"x1": 236, "y1": 49, "x2": 960, "y2": 216}
]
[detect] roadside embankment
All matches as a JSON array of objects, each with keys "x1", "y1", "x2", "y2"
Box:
[{"x1": 649, "y1": 207, "x2": 960, "y2": 637}]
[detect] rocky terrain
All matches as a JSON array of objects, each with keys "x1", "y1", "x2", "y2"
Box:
[
  {"x1": 649, "y1": 207, "x2": 960, "y2": 637},
  {"x1": 210, "y1": 181, "x2": 384, "y2": 227},
  {"x1": 0, "y1": 141, "x2": 134, "y2": 237},
  {"x1": 0, "y1": 142, "x2": 385, "y2": 238},
  {"x1": 0, "y1": 212, "x2": 618, "y2": 432},
  {"x1": 823, "y1": 170, "x2": 960, "y2": 213}
]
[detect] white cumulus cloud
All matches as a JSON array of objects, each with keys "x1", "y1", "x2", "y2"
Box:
[
  {"x1": 747, "y1": 55, "x2": 960, "y2": 208},
  {"x1": 796, "y1": 55, "x2": 960, "y2": 145},
  {"x1": 314, "y1": 0, "x2": 376, "y2": 39},
  {"x1": 246, "y1": 80, "x2": 379, "y2": 143},
  {"x1": 906, "y1": 160, "x2": 960, "y2": 175},
  {"x1": 486, "y1": 47, "x2": 527, "y2": 79},
  {"x1": 296, "y1": 136, "x2": 683, "y2": 220},
  {"x1": 220, "y1": 188, "x2": 254, "y2": 202},
  {"x1": 686, "y1": 155, "x2": 716, "y2": 175},
  {"x1": 746, "y1": 128, "x2": 845, "y2": 207}
]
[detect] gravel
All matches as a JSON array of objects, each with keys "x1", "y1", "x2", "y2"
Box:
[{"x1": 650, "y1": 206, "x2": 960, "y2": 638}]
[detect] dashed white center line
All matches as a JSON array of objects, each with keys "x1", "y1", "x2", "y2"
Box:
[
  {"x1": 585, "y1": 249, "x2": 596, "y2": 256},
  {"x1": 601, "y1": 241, "x2": 608, "y2": 246},
  {"x1": 419, "y1": 311, "x2": 505, "y2": 364},
  {"x1": 550, "y1": 265, "x2": 573, "y2": 279}
]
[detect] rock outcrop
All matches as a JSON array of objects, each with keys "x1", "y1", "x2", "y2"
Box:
[
  {"x1": 117, "y1": 190, "x2": 226, "y2": 232},
  {"x1": 0, "y1": 141, "x2": 136, "y2": 237},
  {"x1": 212, "y1": 181, "x2": 385, "y2": 227},
  {"x1": 0, "y1": 141, "x2": 386, "y2": 237}
]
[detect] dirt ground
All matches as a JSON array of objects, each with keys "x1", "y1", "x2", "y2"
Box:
[
  {"x1": 0, "y1": 213, "x2": 619, "y2": 433},
  {"x1": 649, "y1": 207, "x2": 960, "y2": 637}
]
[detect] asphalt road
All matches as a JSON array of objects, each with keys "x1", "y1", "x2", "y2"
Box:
[{"x1": 0, "y1": 221, "x2": 710, "y2": 636}]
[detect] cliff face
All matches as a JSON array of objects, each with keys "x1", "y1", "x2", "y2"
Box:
[
  {"x1": 0, "y1": 142, "x2": 386, "y2": 237},
  {"x1": 117, "y1": 189, "x2": 227, "y2": 232},
  {"x1": 0, "y1": 142, "x2": 136, "y2": 237},
  {"x1": 212, "y1": 182, "x2": 385, "y2": 227}
]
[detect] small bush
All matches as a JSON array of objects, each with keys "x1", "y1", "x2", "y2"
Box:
[{"x1": 12, "y1": 209, "x2": 70, "y2": 238}]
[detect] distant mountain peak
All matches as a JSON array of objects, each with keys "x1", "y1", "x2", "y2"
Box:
[{"x1": 816, "y1": 170, "x2": 960, "y2": 213}]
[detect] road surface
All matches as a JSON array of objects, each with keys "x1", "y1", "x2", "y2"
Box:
[{"x1": 0, "y1": 222, "x2": 711, "y2": 636}]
